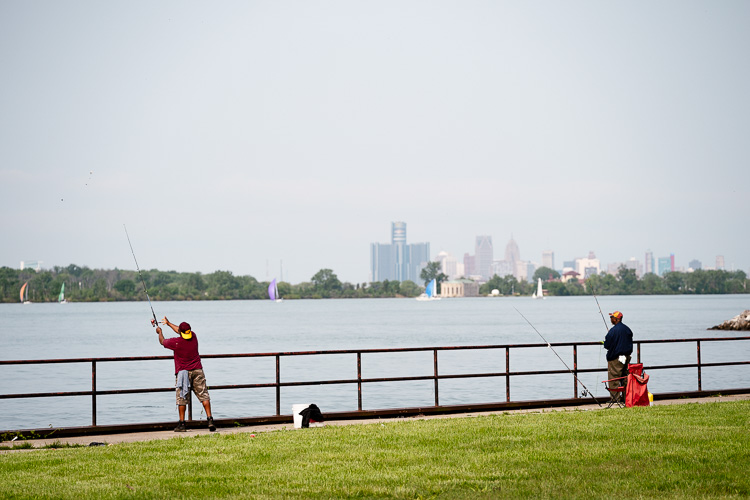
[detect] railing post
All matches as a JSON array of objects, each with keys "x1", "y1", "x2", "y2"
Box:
[
  {"x1": 573, "y1": 344, "x2": 578, "y2": 398},
  {"x1": 276, "y1": 355, "x2": 281, "y2": 415},
  {"x1": 91, "y1": 361, "x2": 96, "y2": 426},
  {"x1": 188, "y1": 391, "x2": 193, "y2": 421},
  {"x1": 357, "y1": 352, "x2": 362, "y2": 411},
  {"x1": 505, "y1": 347, "x2": 510, "y2": 402},
  {"x1": 697, "y1": 340, "x2": 702, "y2": 392},
  {"x1": 433, "y1": 349, "x2": 439, "y2": 407},
  {"x1": 637, "y1": 342, "x2": 641, "y2": 364}
]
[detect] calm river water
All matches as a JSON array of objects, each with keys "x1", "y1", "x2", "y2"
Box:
[{"x1": 1, "y1": 295, "x2": 749, "y2": 430}]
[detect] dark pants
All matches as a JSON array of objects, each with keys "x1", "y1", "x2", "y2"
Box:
[{"x1": 607, "y1": 356, "x2": 631, "y2": 399}]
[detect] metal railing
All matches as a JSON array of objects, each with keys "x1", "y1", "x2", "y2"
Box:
[{"x1": 1, "y1": 336, "x2": 749, "y2": 429}]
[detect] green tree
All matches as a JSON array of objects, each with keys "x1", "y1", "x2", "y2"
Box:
[
  {"x1": 532, "y1": 267, "x2": 560, "y2": 282},
  {"x1": 616, "y1": 266, "x2": 640, "y2": 294},
  {"x1": 399, "y1": 280, "x2": 421, "y2": 297},
  {"x1": 92, "y1": 278, "x2": 109, "y2": 301},
  {"x1": 420, "y1": 262, "x2": 448, "y2": 287},
  {"x1": 114, "y1": 279, "x2": 136, "y2": 297},
  {"x1": 311, "y1": 269, "x2": 342, "y2": 294},
  {"x1": 480, "y1": 275, "x2": 518, "y2": 295},
  {"x1": 663, "y1": 271, "x2": 685, "y2": 293}
]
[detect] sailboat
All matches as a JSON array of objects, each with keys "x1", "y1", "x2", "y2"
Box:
[
  {"x1": 59, "y1": 283, "x2": 67, "y2": 304},
  {"x1": 268, "y1": 279, "x2": 283, "y2": 302},
  {"x1": 20, "y1": 281, "x2": 32, "y2": 304},
  {"x1": 532, "y1": 278, "x2": 545, "y2": 299},
  {"x1": 416, "y1": 279, "x2": 441, "y2": 301}
]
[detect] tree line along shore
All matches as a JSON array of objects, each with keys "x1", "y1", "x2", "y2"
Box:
[{"x1": 1, "y1": 264, "x2": 747, "y2": 303}]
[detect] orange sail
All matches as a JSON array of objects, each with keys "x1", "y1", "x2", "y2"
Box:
[{"x1": 20, "y1": 281, "x2": 28, "y2": 302}]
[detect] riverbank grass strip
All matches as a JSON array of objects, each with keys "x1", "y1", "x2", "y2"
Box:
[{"x1": 1, "y1": 401, "x2": 749, "y2": 498}]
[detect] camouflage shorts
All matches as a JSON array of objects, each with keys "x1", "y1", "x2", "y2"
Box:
[{"x1": 175, "y1": 369, "x2": 210, "y2": 406}]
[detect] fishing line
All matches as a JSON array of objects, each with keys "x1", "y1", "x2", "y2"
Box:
[
  {"x1": 123, "y1": 224, "x2": 158, "y2": 328},
  {"x1": 513, "y1": 307, "x2": 601, "y2": 406},
  {"x1": 593, "y1": 294, "x2": 610, "y2": 397}
]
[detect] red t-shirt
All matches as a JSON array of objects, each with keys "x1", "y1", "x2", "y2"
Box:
[{"x1": 163, "y1": 333, "x2": 203, "y2": 374}]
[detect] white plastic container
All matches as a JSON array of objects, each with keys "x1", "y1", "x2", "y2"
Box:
[{"x1": 292, "y1": 404, "x2": 311, "y2": 429}]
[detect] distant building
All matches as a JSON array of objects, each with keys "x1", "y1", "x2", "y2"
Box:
[
  {"x1": 20, "y1": 260, "x2": 42, "y2": 271},
  {"x1": 609, "y1": 259, "x2": 642, "y2": 278},
  {"x1": 657, "y1": 257, "x2": 671, "y2": 276},
  {"x1": 515, "y1": 260, "x2": 531, "y2": 282},
  {"x1": 645, "y1": 250, "x2": 654, "y2": 275},
  {"x1": 625, "y1": 258, "x2": 643, "y2": 278},
  {"x1": 436, "y1": 251, "x2": 464, "y2": 280},
  {"x1": 542, "y1": 250, "x2": 554, "y2": 270},
  {"x1": 607, "y1": 262, "x2": 622, "y2": 275},
  {"x1": 561, "y1": 270, "x2": 580, "y2": 283},
  {"x1": 475, "y1": 236, "x2": 494, "y2": 281},
  {"x1": 440, "y1": 279, "x2": 480, "y2": 298},
  {"x1": 716, "y1": 255, "x2": 725, "y2": 270},
  {"x1": 575, "y1": 252, "x2": 600, "y2": 279},
  {"x1": 463, "y1": 253, "x2": 475, "y2": 277},
  {"x1": 370, "y1": 222, "x2": 430, "y2": 283},
  {"x1": 689, "y1": 259, "x2": 702, "y2": 271},
  {"x1": 505, "y1": 237, "x2": 520, "y2": 269},
  {"x1": 492, "y1": 260, "x2": 513, "y2": 278}
]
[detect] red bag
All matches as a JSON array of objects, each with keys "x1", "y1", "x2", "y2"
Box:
[{"x1": 625, "y1": 363, "x2": 650, "y2": 407}]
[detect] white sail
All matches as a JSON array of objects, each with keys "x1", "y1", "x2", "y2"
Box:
[
  {"x1": 416, "y1": 279, "x2": 441, "y2": 301},
  {"x1": 532, "y1": 278, "x2": 544, "y2": 299}
]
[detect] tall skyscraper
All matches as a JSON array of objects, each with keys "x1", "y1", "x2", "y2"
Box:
[
  {"x1": 716, "y1": 255, "x2": 725, "y2": 270},
  {"x1": 475, "y1": 235, "x2": 493, "y2": 281},
  {"x1": 645, "y1": 250, "x2": 654, "y2": 275},
  {"x1": 542, "y1": 250, "x2": 554, "y2": 270},
  {"x1": 505, "y1": 237, "x2": 520, "y2": 268},
  {"x1": 369, "y1": 222, "x2": 430, "y2": 283}
]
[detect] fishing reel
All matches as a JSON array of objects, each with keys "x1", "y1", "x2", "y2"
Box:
[
  {"x1": 580, "y1": 388, "x2": 591, "y2": 398},
  {"x1": 151, "y1": 318, "x2": 157, "y2": 328}
]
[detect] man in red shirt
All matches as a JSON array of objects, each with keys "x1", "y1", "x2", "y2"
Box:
[{"x1": 157, "y1": 317, "x2": 216, "y2": 432}]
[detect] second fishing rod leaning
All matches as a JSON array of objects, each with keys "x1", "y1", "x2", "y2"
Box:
[{"x1": 514, "y1": 307, "x2": 601, "y2": 407}]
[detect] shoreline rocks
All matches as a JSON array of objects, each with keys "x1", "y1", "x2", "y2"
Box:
[{"x1": 708, "y1": 310, "x2": 750, "y2": 331}]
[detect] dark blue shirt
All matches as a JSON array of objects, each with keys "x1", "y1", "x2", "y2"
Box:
[{"x1": 603, "y1": 322, "x2": 633, "y2": 361}]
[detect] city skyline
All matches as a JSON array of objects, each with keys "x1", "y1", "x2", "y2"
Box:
[{"x1": 2, "y1": 2, "x2": 748, "y2": 285}]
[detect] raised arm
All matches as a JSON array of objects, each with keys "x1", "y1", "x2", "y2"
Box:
[{"x1": 162, "y1": 317, "x2": 180, "y2": 334}]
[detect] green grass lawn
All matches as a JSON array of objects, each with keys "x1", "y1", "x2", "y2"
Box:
[{"x1": 1, "y1": 401, "x2": 749, "y2": 499}]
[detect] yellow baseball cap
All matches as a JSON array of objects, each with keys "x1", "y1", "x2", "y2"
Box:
[{"x1": 179, "y1": 322, "x2": 193, "y2": 340}]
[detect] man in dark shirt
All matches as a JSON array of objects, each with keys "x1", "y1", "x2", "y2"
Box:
[
  {"x1": 157, "y1": 317, "x2": 216, "y2": 432},
  {"x1": 603, "y1": 310, "x2": 634, "y2": 401}
]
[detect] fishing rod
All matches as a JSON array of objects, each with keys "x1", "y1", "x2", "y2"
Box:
[
  {"x1": 123, "y1": 224, "x2": 159, "y2": 329},
  {"x1": 592, "y1": 294, "x2": 610, "y2": 397},
  {"x1": 593, "y1": 294, "x2": 610, "y2": 333},
  {"x1": 513, "y1": 307, "x2": 601, "y2": 407}
]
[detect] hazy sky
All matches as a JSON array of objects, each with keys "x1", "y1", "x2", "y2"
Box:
[{"x1": 1, "y1": 1, "x2": 748, "y2": 284}]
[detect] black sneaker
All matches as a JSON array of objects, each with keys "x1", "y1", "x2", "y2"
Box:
[
  {"x1": 208, "y1": 417, "x2": 216, "y2": 432},
  {"x1": 174, "y1": 421, "x2": 187, "y2": 432}
]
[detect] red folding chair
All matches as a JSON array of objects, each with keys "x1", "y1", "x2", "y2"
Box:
[
  {"x1": 602, "y1": 363, "x2": 651, "y2": 408},
  {"x1": 602, "y1": 375, "x2": 627, "y2": 408}
]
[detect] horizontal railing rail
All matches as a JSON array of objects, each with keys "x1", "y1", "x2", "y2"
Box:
[{"x1": 1, "y1": 336, "x2": 749, "y2": 429}]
